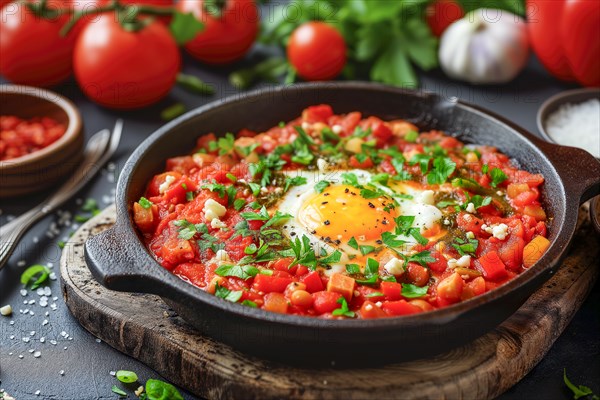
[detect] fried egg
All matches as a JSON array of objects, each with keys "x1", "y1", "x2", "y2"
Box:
[{"x1": 273, "y1": 169, "x2": 445, "y2": 275}]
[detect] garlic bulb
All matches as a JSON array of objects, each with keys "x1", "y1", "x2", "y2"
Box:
[{"x1": 439, "y1": 9, "x2": 529, "y2": 84}]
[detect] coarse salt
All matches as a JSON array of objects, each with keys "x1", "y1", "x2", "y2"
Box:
[{"x1": 545, "y1": 98, "x2": 600, "y2": 158}]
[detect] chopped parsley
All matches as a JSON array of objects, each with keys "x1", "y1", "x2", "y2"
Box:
[
  {"x1": 452, "y1": 237, "x2": 479, "y2": 256},
  {"x1": 214, "y1": 284, "x2": 243, "y2": 303},
  {"x1": 332, "y1": 297, "x2": 355, "y2": 318},
  {"x1": 563, "y1": 369, "x2": 599, "y2": 400},
  {"x1": 314, "y1": 180, "x2": 330, "y2": 193},
  {"x1": 214, "y1": 264, "x2": 259, "y2": 280},
  {"x1": 201, "y1": 181, "x2": 226, "y2": 198},
  {"x1": 284, "y1": 176, "x2": 307, "y2": 192},
  {"x1": 404, "y1": 130, "x2": 418, "y2": 143},
  {"x1": 401, "y1": 283, "x2": 428, "y2": 298},
  {"x1": 347, "y1": 237, "x2": 359, "y2": 250},
  {"x1": 427, "y1": 157, "x2": 456, "y2": 185},
  {"x1": 490, "y1": 167, "x2": 508, "y2": 188},
  {"x1": 138, "y1": 197, "x2": 153, "y2": 209},
  {"x1": 242, "y1": 299, "x2": 258, "y2": 308},
  {"x1": 345, "y1": 264, "x2": 361, "y2": 274}
]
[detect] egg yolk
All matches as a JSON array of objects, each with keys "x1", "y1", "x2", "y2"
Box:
[{"x1": 298, "y1": 185, "x2": 398, "y2": 242}]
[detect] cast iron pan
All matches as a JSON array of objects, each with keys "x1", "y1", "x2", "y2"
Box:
[{"x1": 85, "y1": 83, "x2": 600, "y2": 365}]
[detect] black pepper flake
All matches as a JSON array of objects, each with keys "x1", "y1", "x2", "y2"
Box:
[
  {"x1": 334, "y1": 240, "x2": 341, "y2": 245},
  {"x1": 324, "y1": 193, "x2": 330, "y2": 196},
  {"x1": 345, "y1": 188, "x2": 349, "y2": 193},
  {"x1": 376, "y1": 240, "x2": 383, "y2": 245},
  {"x1": 324, "y1": 220, "x2": 331, "y2": 225},
  {"x1": 321, "y1": 201, "x2": 329, "y2": 205},
  {"x1": 311, "y1": 230, "x2": 317, "y2": 234},
  {"x1": 368, "y1": 202, "x2": 375, "y2": 209},
  {"x1": 290, "y1": 232, "x2": 296, "y2": 236},
  {"x1": 382, "y1": 220, "x2": 388, "y2": 225}
]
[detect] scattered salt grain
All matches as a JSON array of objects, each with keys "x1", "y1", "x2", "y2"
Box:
[
  {"x1": 59, "y1": 370, "x2": 65, "y2": 376},
  {"x1": 49, "y1": 273, "x2": 57, "y2": 281},
  {"x1": 20, "y1": 289, "x2": 27, "y2": 296},
  {"x1": 545, "y1": 98, "x2": 600, "y2": 158},
  {"x1": 109, "y1": 371, "x2": 116, "y2": 376},
  {"x1": 42, "y1": 319, "x2": 49, "y2": 326},
  {"x1": 40, "y1": 337, "x2": 45, "y2": 343},
  {"x1": 18, "y1": 355, "x2": 24, "y2": 359},
  {"x1": 17, "y1": 260, "x2": 26, "y2": 267},
  {"x1": 22, "y1": 337, "x2": 30, "y2": 343},
  {"x1": 33, "y1": 351, "x2": 41, "y2": 358},
  {"x1": 50, "y1": 340, "x2": 57, "y2": 345},
  {"x1": 35, "y1": 390, "x2": 40, "y2": 396}
]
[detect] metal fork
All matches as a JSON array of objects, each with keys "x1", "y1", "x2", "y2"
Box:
[{"x1": 0, "y1": 120, "x2": 123, "y2": 271}]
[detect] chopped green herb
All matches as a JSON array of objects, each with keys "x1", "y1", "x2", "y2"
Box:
[
  {"x1": 145, "y1": 378, "x2": 184, "y2": 400},
  {"x1": 345, "y1": 264, "x2": 361, "y2": 274},
  {"x1": 359, "y1": 245, "x2": 376, "y2": 255},
  {"x1": 111, "y1": 385, "x2": 127, "y2": 397},
  {"x1": 242, "y1": 299, "x2": 258, "y2": 308},
  {"x1": 332, "y1": 297, "x2": 355, "y2": 318},
  {"x1": 409, "y1": 153, "x2": 432, "y2": 174},
  {"x1": 248, "y1": 182, "x2": 261, "y2": 196},
  {"x1": 482, "y1": 164, "x2": 489, "y2": 174},
  {"x1": 427, "y1": 157, "x2": 456, "y2": 185},
  {"x1": 233, "y1": 198, "x2": 246, "y2": 211},
  {"x1": 240, "y1": 206, "x2": 270, "y2": 221},
  {"x1": 490, "y1": 167, "x2": 508, "y2": 188},
  {"x1": 347, "y1": 237, "x2": 359, "y2": 250},
  {"x1": 185, "y1": 191, "x2": 194, "y2": 202},
  {"x1": 214, "y1": 284, "x2": 243, "y2": 303},
  {"x1": 404, "y1": 130, "x2": 419, "y2": 143},
  {"x1": 284, "y1": 176, "x2": 307, "y2": 192},
  {"x1": 401, "y1": 283, "x2": 428, "y2": 298},
  {"x1": 366, "y1": 292, "x2": 385, "y2": 298},
  {"x1": 341, "y1": 172, "x2": 359, "y2": 186},
  {"x1": 161, "y1": 103, "x2": 186, "y2": 121},
  {"x1": 563, "y1": 369, "x2": 598, "y2": 400},
  {"x1": 452, "y1": 237, "x2": 479, "y2": 256},
  {"x1": 319, "y1": 250, "x2": 342, "y2": 265},
  {"x1": 407, "y1": 251, "x2": 436, "y2": 268},
  {"x1": 201, "y1": 181, "x2": 226, "y2": 198},
  {"x1": 314, "y1": 180, "x2": 330, "y2": 194},
  {"x1": 215, "y1": 264, "x2": 259, "y2": 280},
  {"x1": 57, "y1": 241, "x2": 65, "y2": 249},
  {"x1": 289, "y1": 235, "x2": 317, "y2": 269},
  {"x1": 139, "y1": 197, "x2": 153, "y2": 209}
]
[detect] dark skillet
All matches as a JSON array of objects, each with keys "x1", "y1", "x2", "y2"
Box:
[{"x1": 85, "y1": 82, "x2": 600, "y2": 365}]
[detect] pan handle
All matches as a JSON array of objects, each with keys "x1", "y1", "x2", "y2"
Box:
[
  {"x1": 535, "y1": 141, "x2": 600, "y2": 205},
  {"x1": 85, "y1": 223, "x2": 178, "y2": 297}
]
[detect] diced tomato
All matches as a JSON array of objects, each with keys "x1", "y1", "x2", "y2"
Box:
[
  {"x1": 382, "y1": 300, "x2": 422, "y2": 316},
  {"x1": 380, "y1": 281, "x2": 402, "y2": 301},
  {"x1": 166, "y1": 156, "x2": 197, "y2": 174},
  {"x1": 272, "y1": 257, "x2": 295, "y2": 273},
  {"x1": 164, "y1": 177, "x2": 198, "y2": 204},
  {"x1": 263, "y1": 293, "x2": 289, "y2": 314},
  {"x1": 497, "y1": 234, "x2": 525, "y2": 271},
  {"x1": 360, "y1": 116, "x2": 393, "y2": 146},
  {"x1": 427, "y1": 249, "x2": 448, "y2": 273},
  {"x1": 300, "y1": 271, "x2": 324, "y2": 293},
  {"x1": 379, "y1": 159, "x2": 397, "y2": 175},
  {"x1": 439, "y1": 136, "x2": 461, "y2": 149},
  {"x1": 328, "y1": 111, "x2": 361, "y2": 136},
  {"x1": 302, "y1": 105, "x2": 333, "y2": 123},
  {"x1": 133, "y1": 202, "x2": 157, "y2": 233},
  {"x1": 456, "y1": 212, "x2": 484, "y2": 234},
  {"x1": 160, "y1": 238, "x2": 195, "y2": 269},
  {"x1": 512, "y1": 190, "x2": 538, "y2": 207},
  {"x1": 253, "y1": 274, "x2": 294, "y2": 293},
  {"x1": 524, "y1": 205, "x2": 546, "y2": 221},
  {"x1": 348, "y1": 155, "x2": 374, "y2": 169},
  {"x1": 312, "y1": 291, "x2": 342, "y2": 314},
  {"x1": 237, "y1": 128, "x2": 256, "y2": 138},
  {"x1": 461, "y1": 276, "x2": 486, "y2": 300},
  {"x1": 360, "y1": 301, "x2": 388, "y2": 319},
  {"x1": 295, "y1": 265, "x2": 309, "y2": 276},
  {"x1": 476, "y1": 251, "x2": 508, "y2": 280},
  {"x1": 535, "y1": 221, "x2": 547, "y2": 237},
  {"x1": 195, "y1": 133, "x2": 217, "y2": 153},
  {"x1": 407, "y1": 262, "x2": 430, "y2": 287},
  {"x1": 173, "y1": 263, "x2": 206, "y2": 288}
]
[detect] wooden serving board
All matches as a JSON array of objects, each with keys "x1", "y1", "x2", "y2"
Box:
[{"x1": 60, "y1": 205, "x2": 599, "y2": 400}]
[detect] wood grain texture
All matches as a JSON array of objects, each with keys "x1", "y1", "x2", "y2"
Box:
[{"x1": 60, "y1": 205, "x2": 599, "y2": 400}]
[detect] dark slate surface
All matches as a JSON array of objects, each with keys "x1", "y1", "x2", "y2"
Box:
[{"x1": 1, "y1": 51, "x2": 599, "y2": 399}]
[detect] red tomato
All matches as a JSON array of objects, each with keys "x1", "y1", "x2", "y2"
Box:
[
  {"x1": 382, "y1": 300, "x2": 422, "y2": 316},
  {"x1": 561, "y1": 0, "x2": 600, "y2": 87},
  {"x1": 73, "y1": 14, "x2": 180, "y2": 109},
  {"x1": 0, "y1": 0, "x2": 82, "y2": 86},
  {"x1": 1, "y1": 0, "x2": 12, "y2": 8},
  {"x1": 287, "y1": 21, "x2": 346, "y2": 81},
  {"x1": 312, "y1": 291, "x2": 342, "y2": 314},
  {"x1": 425, "y1": 0, "x2": 464, "y2": 37},
  {"x1": 526, "y1": 0, "x2": 574, "y2": 81},
  {"x1": 177, "y1": 0, "x2": 259, "y2": 64}
]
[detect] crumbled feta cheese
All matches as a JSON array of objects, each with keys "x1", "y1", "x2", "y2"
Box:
[
  {"x1": 214, "y1": 250, "x2": 231, "y2": 264},
  {"x1": 420, "y1": 190, "x2": 435, "y2": 205},
  {"x1": 492, "y1": 223, "x2": 509, "y2": 240},
  {"x1": 317, "y1": 158, "x2": 329, "y2": 172},
  {"x1": 383, "y1": 257, "x2": 405, "y2": 276},
  {"x1": 364, "y1": 303, "x2": 373, "y2": 311},
  {"x1": 210, "y1": 218, "x2": 227, "y2": 229},
  {"x1": 301, "y1": 122, "x2": 311, "y2": 130},
  {"x1": 496, "y1": 191, "x2": 503, "y2": 196},
  {"x1": 0, "y1": 305, "x2": 12, "y2": 316},
  {"x1": 135, "y1": 386, "x2": 144, "y2": 397},
  {"x1": 455, "y1": 255, "x2": 471, "y2": 268},
  {"x1": 465, "y1": 202, "x2": 476, "y2": 214},
  {"x1": 332, "y1": 124, "x2": 343, "y2": 134},
  {"x1": 447, "y1": 258, "x2": 457, "y2": 269},
  {"x1": 203, "y1": 199, "x2": 226, "y2": 222},
  {"x1": 466, "y1": 231, "x2": 475, "y2": 239},
  {"x1": 158, "y1": 175, "x2": 175, "y2": 194},
  {"x1": 443, "y1": 219, "x2": 451, "y2": 226}
]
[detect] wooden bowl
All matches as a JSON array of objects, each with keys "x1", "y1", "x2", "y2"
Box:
[{"x1": 0, "y1": 85, "x2": 84, "y2": 198}]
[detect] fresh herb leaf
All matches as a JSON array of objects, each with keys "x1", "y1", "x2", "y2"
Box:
[
  {"x1": 314, "y1": 180, "x2": 330, "y2": 194},
  {"x1": 409, "y1": 153, "x2": 432, "y2": 174},
  {"x1": 341, "y1": 172, "x2": 359, "y2": 186},
  {"x1": 319, "y1": 250, "x2": 342, "y2": 265},
  {"x1": 284, "y1": 176, "x2": 307, "y2": 192},
  {"x1": 214, "y1": 284, "x2": 243, "y2": 303},
  {"x1": 452, "y1": 237, "x2": 479, "y2": 256},
  {"x1": 215, "y1": 265, "x2": 259, "y2": 280},
  {"x1": 82, "y1": 198, "x2": 98, "y2": 212},
  {"x1": 563, "y1": 369, "x2": 598, "y2": 400},
  {"x1": 145, "y1": 378, "x2": 184, "y2": 400},
  {"x1": 405, "y1": 130, "x2": 419, "y2": 143},
  {"x1": 490, "y1": 167, "x2": 508, "y2": 188},
  {"x1": 176, "y1": 73, "x2": 214, "y2": 95},
  {"x1": 381, "y1": 231, "x2": 406, "y2": 249},
  {"x1": 139, "y1": 197, "x2": 153, "y2": 209},
  {"x1": 332, "y1": 297, "x2": 355, "y2": 318},
  {"x1": 401, "y1": 283, "x2": 428, "y2": 298},
  {"x1": 161, "y1": 103, "x2": 186, "y2": 121},
  {"x1": 111, "y1": 385, "x2": 127, "y2": 397},
  {"x1": 240, "y1": 206, "x2": 270, "y2": 221},
  {"x1": 360, "y1": 245, "x2": 377, "y2": 255},
  {"x1": 347, "y1": 237, "x2": 359, "y2": 250},
  {"x1": 201, "y1": 181, "x2": 226, "y2": 197},
  {"x1": 233, "y1": 198, "x2": 246, "y2": 211},
  {"x1": 366, "y1": 292, "x2": 385, "y2": 298},
  {"x1": 407, "y1": 251, "x2": 436, "y2": 268},
  {"x1": 427, "y1": 157, "x2": 456, "y2": 185},
  {"x1": 346, "y1": 264, "x2": 361, "y2": 274},
  {"x1": 241, "y1": 299, "x2": 258, "y2": 308}
]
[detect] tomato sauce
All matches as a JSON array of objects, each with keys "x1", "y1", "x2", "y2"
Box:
[
  {"x1": 133, "y1": 105, "x2": 550, "y2": 319},
  {"x1": 0, "y1": 116, "x2": 67, "y2": 161}
]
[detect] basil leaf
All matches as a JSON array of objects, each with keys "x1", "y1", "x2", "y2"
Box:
[
  {"x1": 145, "y1": 379, "x2": 184, "y2": 400},
  {"x1": 401, "y1": 283, "x2": 428, "y2": 298},
  {"x1": 116, "y1": 370, "x2": 138, "y2": 384}
]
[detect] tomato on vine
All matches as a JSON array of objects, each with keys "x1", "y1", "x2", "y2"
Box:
[
  {"x1": 287, "y1": 21, "x2": 346, "y2": 81},
  {"x1": 73, "y1": 14, "x2": 181, "y2": 109},
  {"x1": 177, "y1": 0, "x2": 259, "y2": 65},
  {"x1": 425, "y1": 0, "x2": 464, "y2": 37}
]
